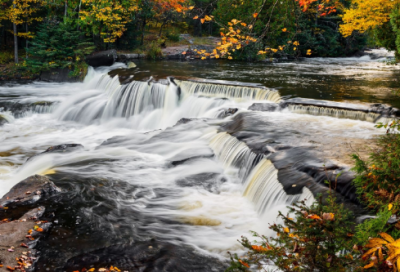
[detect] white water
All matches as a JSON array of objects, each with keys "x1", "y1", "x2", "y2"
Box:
[{"x1": 0, "y1": 60, "x2": 387, "y2": 260}]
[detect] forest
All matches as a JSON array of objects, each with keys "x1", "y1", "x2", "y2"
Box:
[{"x1": 0, "y1": 0, "x2": 399, "y2": 76}]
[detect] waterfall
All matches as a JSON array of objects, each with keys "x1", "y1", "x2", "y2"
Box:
[
  {"x1": 286, "y1": 104, "x2": 382, "y2": 123},
  {"x1": 208, "y1": 132, "x2": 314, "y2": 215},
  {"x1": 243, "y1": 159, "x2": 314, "y2": 214},
  {"x1": 209, "y1": 132, "x2": 264, "y2": 181},
  {"x1": 176, "y1": 80, "x2": 282, "y2": 103}
]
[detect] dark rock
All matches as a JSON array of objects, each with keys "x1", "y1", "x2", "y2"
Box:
[
  {"x1": 0, "y1": 101, "x2": 54, "y2": 117},
  {"x1": 63, "y1": 240, "x2": 227, "y2": 272},
  {"x1": 28, "y1": 144, "x2": 84, "y2": 162},
  {"x1": 218, "y1": 108, "x2": 238, "y2": 118},
  {"x1": 248, "y1": 103, "x2": 280, "y2": 112},
  {"x1": 0, "y1": 175, "x2": 60, "y2": 220},
  {"x1": 175, "y1": 118, "x2": 194, "y2": 125},
  {"x1": 116, "y1": 53, "x2": 140, "y2": 63},
  {"x1": 86, "y1": 50, "x2": 117, "y2": 67},
  {"x1": 0, "y1": 206, "x2": 48, "y2": 272},
  {"x1": 40, "y1": 68, "x2": 81, "y2": 82}
]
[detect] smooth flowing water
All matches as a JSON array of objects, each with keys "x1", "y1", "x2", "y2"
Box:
[{"x1": 0, "y1": 50, "x2": 398, "y2": 270}]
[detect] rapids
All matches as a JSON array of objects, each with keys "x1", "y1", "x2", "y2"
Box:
[{"x1": 0, "y1": 50, "x2": 398, "y2": 270}]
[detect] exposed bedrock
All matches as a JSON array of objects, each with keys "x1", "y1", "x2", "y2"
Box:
[
  {"x1": 0, "y1": 101, "x2": 54, "y2": 117},
  {"x1": 219, "y1": 112, "x2": 365, "y2": 214},
  {"x1": 63, "y1": 240, "x2": 227, "y2": 272},
  {"x1": 0, "y1": 207, "x2": 50, "y2": 272},
  {"x1": 0, "y1": 175, "x2": 61, "y2": 220},
  {"x1": 85, "y1": 50, "x2": 117, "y2": 67}
]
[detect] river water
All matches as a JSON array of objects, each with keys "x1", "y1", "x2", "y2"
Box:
[{"x1": 0, "y1": 49, "x2": 399, "y2": 270}]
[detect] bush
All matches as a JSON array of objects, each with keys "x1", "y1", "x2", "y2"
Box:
[
  {"x1": 227, "y1": 195, "x2": 360, "y2": 271},
  {"x1": 352, "y1": 133, "x2": 400, "y2": 212},
  {"x1": 166, "y1": 31, "x2": 180, "y2": 42},
  {"x1": 145, "y1": 40, "x2": 164, "y2": 60},
  {"x1": 0, "y1": 51, "x2": 14, "y2": 64}
]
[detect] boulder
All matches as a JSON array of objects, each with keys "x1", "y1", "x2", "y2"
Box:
[
  {"x1": 0, "y1": 175, "x2": 60, "y2": 220},
  {"x1": 86, "y1": 50, "x2": 117, "y2": 67},
  {"x1": 63, "y1": 240, "x2": 227, "y2": 272}
]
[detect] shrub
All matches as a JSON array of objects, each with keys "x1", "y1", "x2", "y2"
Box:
[
  {"x1": 145, "y1": 40, "x2": 164, "y2": 60},
  {"x1": 352, "y1": 133, "x2": 400, "y2": 212},
  {"x1": 166, "y1": 31, "x2": 180, "y2": 42},
  {"x1": 227, "y1": 195, "x2": 360, "y2": 271}
]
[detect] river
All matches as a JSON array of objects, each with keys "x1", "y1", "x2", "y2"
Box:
[{"x1": 0, "y1": 49, "x2": 399, "y2": 271}]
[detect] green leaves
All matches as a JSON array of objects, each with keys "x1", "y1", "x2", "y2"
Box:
[{"x1": 25, "y1": 22, "x2": 94, "y2": 77}]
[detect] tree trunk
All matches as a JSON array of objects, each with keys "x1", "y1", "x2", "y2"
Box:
[
  {"x1": 159, "y1": 21, "x2": 166, "y2": 37},
  {"x1": 64, "y1": 0, "x2": 68, "y2": 19},
  {"x1": 25, "y1": 23, "x2": 28, "y2": 59},
  {"x1": 13, "y1": 5, "x2": 18, "y2": 64},
  {"x1": 141, "y1": 18, "x2": 146, "y2": 45}
]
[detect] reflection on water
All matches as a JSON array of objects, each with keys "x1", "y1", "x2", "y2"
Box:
[{"x1": 112, "y1": 49, "x2": 400, "y2": 107}]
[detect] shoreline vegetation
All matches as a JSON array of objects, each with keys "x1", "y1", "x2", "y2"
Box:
[{"x1": 0, "y1": 0, "x2": 399, "y2": 81}]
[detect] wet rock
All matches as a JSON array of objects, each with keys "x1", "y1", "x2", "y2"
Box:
[
  {"x1": 63, "y1": 240, "x2": 227, "y2": 272},
  {"x1": 127, "y1": 61, "x2": 137, "y2": 68},
  {"x1": 175, "y1": 118, "x2": 194, "y2": 125},
  {"x1": 117, "y1": 53, "x2": 140, "y2": 62},
  {"x1": 0, "y1": 207, "x2": 47, "y2": 272},
  {"x1": 248, "y1": 103, "x2": 280, "y2": 112},
  {"x1": 176, "y1": 173, "x2": 226, "y2": 193},
  {"x1": 28, "y1": 144, "x2": 84, "y2": 161},
  {"x1": 217, "y1": 108, "x2": 238, "y2": 118},
  {"x1": 0, "y1": 115, "x2": 8, "y2": 126},
  {"x1": 86, "y1": 50, "x2": 117, "y2": 67},
  {"x1": 0, "y1": 175, "x2": 60, "y2": 220}
]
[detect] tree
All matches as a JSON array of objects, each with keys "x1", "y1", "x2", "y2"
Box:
[
  {"x1": 339, "y1": 0, "x2": 400, "y2": 60},
  {"x1": 25, "y1": 21, "x2": 95, "y2": 76}
]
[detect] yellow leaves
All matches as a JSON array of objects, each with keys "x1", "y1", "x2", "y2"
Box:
[
  {"x1": 253, "y1": 13, "x2": 258, "y2": 18},
  {"x1": 381, "y1": 232, "x2": 395, "y2": 243},
  {"x1": 204, "y1": 15, "x2": 212, "y2": 21},
  {"x1": 201, "y1": 18, "x2": 205, "y2": 24},
  {"x1": 293, "y1": 41, "x2": 300, "y2": 46},
  {"x1": 282, "y1": 28, "x2": 287, "y2": 32},
  {"x1": 339, "y1": 0, "x2": 396, "y2": 37},
  {"x1": 271, "y1": 48, "x2": 278, "y2": 53},
  {"x1": 188, "y1": 6, "x2": 194, "y2": 10},
  {"x1": 364, "y1": 262, "x2": 375, "y2": 269},
  {"x1": 241, "y1": 22, "x2": 247, "y2": 27},
  {"x1": 307, "y1": 49, "x2": 312, "y2": 55},
  {"x1": 175, "y1": 7, "x2": 182, "y2": 12},
  {"x1": 193, "y1": 16, "x2": 198, "y2": 19},
  {"x1": 283, "y1": 227, "x2": 290, "y2": 233},
  {"x1": 389, "y1": 203, "x2": 393, "y2": 211},
  {"x1": 228, "y1": 56, "x2": 233, "y2": 60}
]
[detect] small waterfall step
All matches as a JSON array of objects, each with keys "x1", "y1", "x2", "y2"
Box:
[{"x1": 249, "y1": 98, "x2": 400, "y2": 122}]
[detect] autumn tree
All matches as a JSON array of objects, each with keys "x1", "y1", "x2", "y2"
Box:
[{"x1": 339, "y1": 0, "x2": 400, "y2": 60}]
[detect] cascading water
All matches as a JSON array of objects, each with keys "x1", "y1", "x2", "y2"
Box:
[
  {"x1": 0, "y1": 55, "x2": 394, "y2": 270},
  {"x1": 286, "y1": 104, "x2": 382, "y2": 122},
  {"x1": 208, "y1": 131, "x2": 314, "y2": 215},
  {"x1": 176, "y1": 79, "x2": 282, "y2": 103}
]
